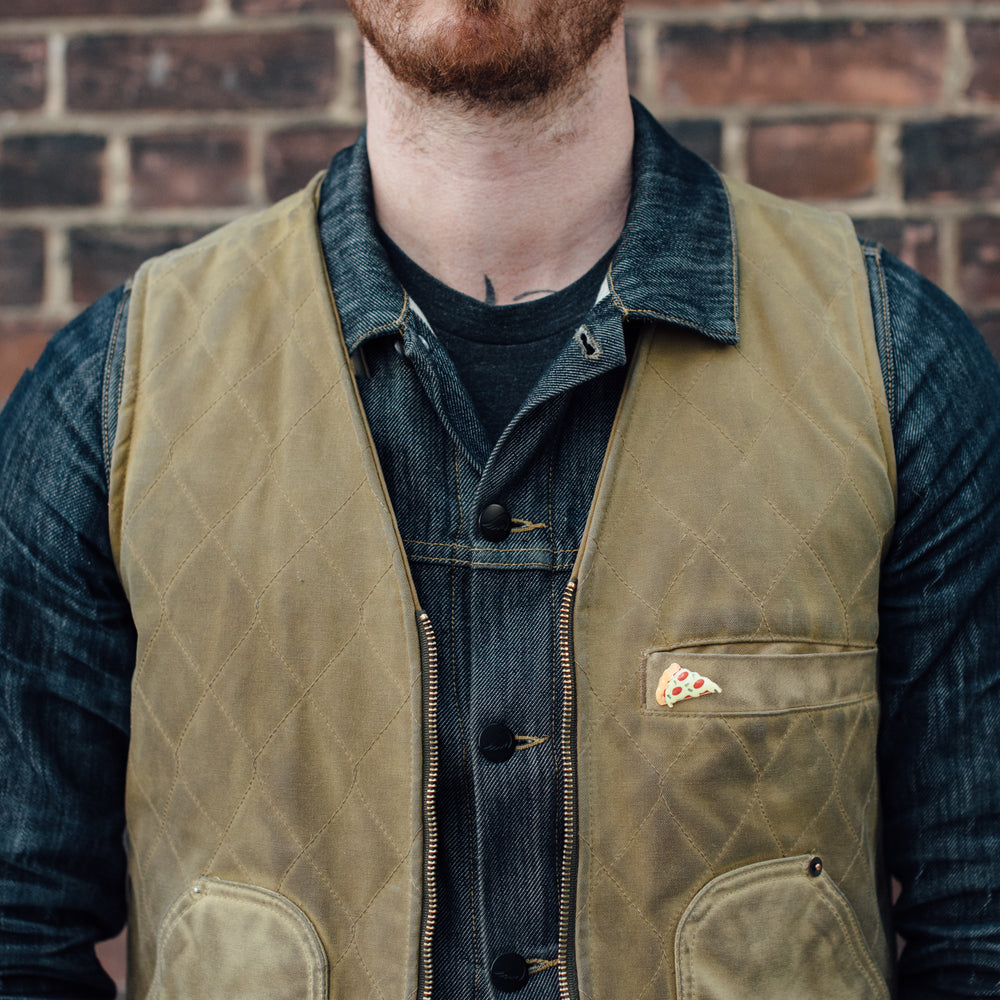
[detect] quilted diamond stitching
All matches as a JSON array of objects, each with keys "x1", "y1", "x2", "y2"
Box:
[
  {"x1": 119, "y1": 189, "x2": 421, "y2": 1000},
  {"x1": 571, "y1": 185, "x2": 894, "y2": 999}
]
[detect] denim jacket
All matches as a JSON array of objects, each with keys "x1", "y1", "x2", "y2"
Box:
[{"x1": 1, "y1": 101, "x2": 999, "y2": 999}]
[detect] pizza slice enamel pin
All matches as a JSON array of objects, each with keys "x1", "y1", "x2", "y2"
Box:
[{"x1": 655, "y1": 662, "x2": 722, "y2": 707}]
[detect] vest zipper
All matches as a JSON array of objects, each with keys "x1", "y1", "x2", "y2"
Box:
[
  {"x1": 416, "y1": 611, "x2": 440, "y2": 1000},
  {"x1": 557, "y1": 579, "x2": 580, "y2": 1000}
]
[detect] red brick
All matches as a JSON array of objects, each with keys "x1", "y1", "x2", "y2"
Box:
[
  {"x1": 70, "y1": 225, "x2": 214, "y2": 304},
  {"x1": 0, "y1": 39, "x2": 46, "y2": 112},
  {"x1": 0, "y1": 229, "x2": 45, "y2": 308},
  {"x1": 972, "y1": 311, "x2": 1000, "y2": 364},
  {"x1": 0, "y1": 0, "x2": 201, "y2": 17},
  {"x1": 967, "y1": 23, "x2": 1000, "y2": 103},
  {"x1": 233, "y1": 0, "x2": 349, "y2": 12},
  {"x1": 855, "y1": 218, "x2": 940, "y2": 286},
  {"x1": 656, "y1": 21, "x2": 945, "y2": 108},
  {"x1": 902, "y1": 118, "x2": 1000, "y2": 201},
  {"x1": 748, "y1": 119, "x2": 877, "y2": 200},
  {"x1": 67, "y1": 31, "x2": 338, "y2": 113},
  {"x1": 961, "y1": 217, "x2": 1000, "y2": 309},
  {"x1": 131, "y1": 132, "x2": 250, "y2": 209},
  {"x1": 0, "y1": 135, "x2": 106, "y2": 208},
  {"x1": 265, "y1": 126, "x2": 361, "y2": 202},
  {"x1": 0, "y1": 321, "x2": 56, "y2": 405}
]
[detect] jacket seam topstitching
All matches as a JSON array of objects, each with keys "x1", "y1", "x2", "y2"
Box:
[{"x1": 101, "y1": 281, "x2": 130, "y2": 491}]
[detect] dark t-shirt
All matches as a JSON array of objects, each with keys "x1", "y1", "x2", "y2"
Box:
[{"x1": 379, "y1": 230, "x2": 614, "y2": 443}]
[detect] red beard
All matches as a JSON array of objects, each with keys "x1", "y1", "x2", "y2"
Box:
[{"x1": 348, "y1": 0, "x2": 625, "y2": 109}]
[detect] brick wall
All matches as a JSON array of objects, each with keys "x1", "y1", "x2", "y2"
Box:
[{"x1": 1, "y1": 1, "x2": 999, "y2": 403}]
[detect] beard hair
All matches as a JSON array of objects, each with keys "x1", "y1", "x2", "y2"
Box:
[{"x1": 350, "y1": 0, "x2": 625, "y2": 112}]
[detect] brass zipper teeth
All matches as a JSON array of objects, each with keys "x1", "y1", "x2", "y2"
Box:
[
  {"x1": 417, "y1": 612, "x2": 440, "y2": 1000},
  {"x1": 557, "y1": 579, "x2": 579, "y2": 1000}
]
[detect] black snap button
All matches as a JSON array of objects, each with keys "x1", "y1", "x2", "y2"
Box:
[
  {"x1": 478, "y1": 503, "x2": 511, "y2": 542},
  {"x1": 808, "y1": 857, "x2": 823, "y2": 877},
  {"x1": 490, "y1": 953, "x2": 529, "y2": 992},
  {"x1": 479, "y1": 723, "x2": 516, "y2": 763}
]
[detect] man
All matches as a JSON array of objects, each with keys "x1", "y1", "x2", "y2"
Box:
[{"x1": 1, "y1": 1, "x2": 999, "y2": 997}]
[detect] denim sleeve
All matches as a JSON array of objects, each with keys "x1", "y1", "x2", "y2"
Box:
[
  {"x1": 0, "y1": 288, "x2": 136, "y2": 999},
  {"x1": 863, "y1": 243, "x2": 1000, "y2": 998}
]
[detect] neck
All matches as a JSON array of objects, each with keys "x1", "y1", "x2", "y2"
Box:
[{"x1": 363, "y1": 22, "x2": 633, "y2": 306}]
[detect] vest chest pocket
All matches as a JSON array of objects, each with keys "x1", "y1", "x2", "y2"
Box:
[
  {"x1": 641, "y1": 646, "x2": 879, "y2": 718},
  {"x1": 637, "y1": 647, "x2": 883, "y2": 858},
  {"x1": 149, "y1": 878, "x2": 328, "y2": 1000}
]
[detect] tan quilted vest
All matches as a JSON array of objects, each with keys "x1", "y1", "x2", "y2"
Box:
[{"x1": 109, "y1": 172, "x2": 896, "y2": 1000}]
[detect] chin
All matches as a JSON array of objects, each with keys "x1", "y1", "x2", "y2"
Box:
[{"x1": 352, "y1": 0, "x2": 624, "y2": 109}]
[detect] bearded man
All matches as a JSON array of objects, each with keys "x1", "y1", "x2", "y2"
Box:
[{"x1": 1, "y1": 2, "x2": 999, "y2": 999}]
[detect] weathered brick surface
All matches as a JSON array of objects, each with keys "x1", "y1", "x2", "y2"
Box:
[
  {"x1": 233, "y1": 0, "x2": 350, "y2": 13},
  {"x1": 855, "y1": 218, "x2": 941, "y2": 286},
  {"x1": 0, "y1": 229, "x2": 45, "y2": 308},
  {"x1": 0, "y1": 39, "x2": 47, "y2": 113},
  {"x1": 67, "y1": 31, "x2": 339, "y2": 112},
  {"x1": 902, "y1": 118, "x2": 1000, "y2": 201},
  {"x1": 131, "y1": 132, "x2": 250, "y2": 209},
  {"x1": 0, "y1": 322, "x2": 56, "y2": 401},
  {"x1": 973, "y1": 310, "x2": 1000, "y2": 361},
  {"x1": 748, "y1": 119, "x2": 877, "y2": 200},
  {"x1": 265, "y1": 126, "x2": 362, "y2": 201},
  {"x1": 967, "y1": 22, "x2": 1000, "y2": 104},
  {"x1": 0, "y1": 0, "x2": 202, "y2": 17},
  {"x1": 70, "y1": 225, "x2": 214, "y2": 305},
  {"x1": 656, "y1": 22, "x2": 945, "y2": 108},
  {"x1": 0, "y1": 135, "x2": 106, "y2": 208},
  {"x1": 961, "y1": 217, "x2": 1000, "y2": 309}
]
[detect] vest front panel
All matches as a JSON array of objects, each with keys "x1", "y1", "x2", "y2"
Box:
[
  {"x1": 569, "y1": 179, "x2": 896, "y2": 1000},
  {"x1": 110, "y1": 180, "x2": 427, "y2": 1000}
]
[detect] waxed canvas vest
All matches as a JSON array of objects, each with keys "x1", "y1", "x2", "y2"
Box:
[{"x1": 109, "y1": 171, "x2": 897, "y2": 1000}]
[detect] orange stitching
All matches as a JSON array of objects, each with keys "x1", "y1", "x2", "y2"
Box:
[
  {"x1": 526, "y1": 959, "x2": 558, "y2": 975},
  {"x1": 401, "y1": 537, "x2": 577, "y2": 553},
  {"x1": 446, "y1": 442, "x2": 481, "y2": 993},
  {"x1": 510, "y1": 518, "x2": 548, "y2": 533},
  {"x1": 101, "y1": 280, "x2": 129, "y2": 475},
  {"x1": 513, "y1": 734, "x2": 550, "y2": 751},
  {"x1": 409, "y1": 553, "x2": 578, "y2": 571},
  {"x1": 711, "y1": 716, "x2": 795, "y2": 864}
]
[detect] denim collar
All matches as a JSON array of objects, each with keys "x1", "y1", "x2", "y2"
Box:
[{"x1": 317, "y1": 97, "x2": 739, "y2": 353}]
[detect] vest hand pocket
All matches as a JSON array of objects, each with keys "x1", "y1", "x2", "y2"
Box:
[
  {"x1": 675, "y1": 854, "x2": 891, "y2": 1000},
  {"x1": 149, "y1": 877, "x2": 329, "y2": 1000}
]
